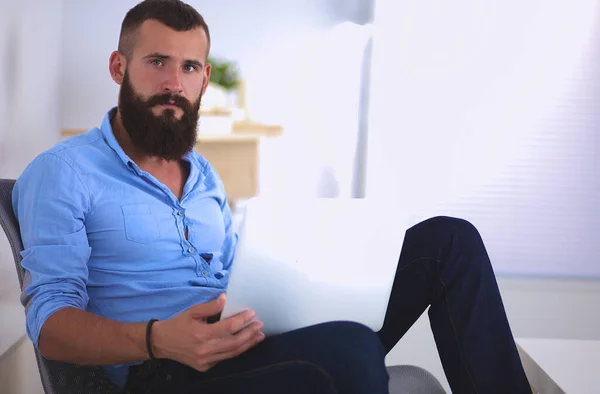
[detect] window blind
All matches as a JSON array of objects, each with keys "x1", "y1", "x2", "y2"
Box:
[{"x1": 367, "y1": 0, "x2": 600, "y2": 278}]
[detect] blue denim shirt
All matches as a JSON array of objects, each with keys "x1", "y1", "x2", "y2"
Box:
[{"x1": 12, "y1": 107, "x2": 238, "y2": 387}]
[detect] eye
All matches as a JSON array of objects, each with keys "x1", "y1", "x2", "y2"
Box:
[
  {"x1": 150, "y1": 59, "x2": 164, "y2": 67},
  {"x1": 183, "y1": 64, "x2": 198, "y2": 73}
]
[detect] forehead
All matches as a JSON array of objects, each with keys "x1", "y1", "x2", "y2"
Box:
[{"x1": 133, "y1": 19, "x2": 208, "y2": 61}]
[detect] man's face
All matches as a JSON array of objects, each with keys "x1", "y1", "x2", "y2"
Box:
[{"x1": 117, "y1": 20, "x2": 210, "y2": 160}]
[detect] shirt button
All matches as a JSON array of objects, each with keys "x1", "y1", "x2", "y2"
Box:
[
  {"x1": 177, "y1": 210, "x2": 184, "y2": 216},
  {"x1": 201, "y1": 270, "x2": 209, "y2": 277},
  {"x1": 188, "y1": 246, "x2": 195, "y2": 253}
]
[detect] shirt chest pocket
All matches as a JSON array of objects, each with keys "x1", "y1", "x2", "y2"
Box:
[{"x1": 121, "y1": 204, "x2": 161, "y2": 244}]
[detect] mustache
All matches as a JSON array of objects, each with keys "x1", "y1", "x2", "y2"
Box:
[{"x1": 145, "y1": 93, "x2": 193, "y2": 112}]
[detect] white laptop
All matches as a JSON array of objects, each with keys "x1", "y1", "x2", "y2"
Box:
[{"x1": 221, "y1": 197, "x2": 408, "y2": 336}]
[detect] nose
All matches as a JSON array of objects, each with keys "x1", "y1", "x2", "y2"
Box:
[{"x1": 162, "y1": 67, "x2": 183, "y2": 94}]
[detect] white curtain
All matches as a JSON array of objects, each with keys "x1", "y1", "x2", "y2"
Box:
[
  {"x1": 367, "y1": 0, "x2": 600, "y2": 278},
  {"x1": 255, "y1": 22, "x2": 374, "y2": 200},
  {"x1": 0, "y1": 0, "x2": 63, "y2": 178},
  {"x1": 0, "y1": 2, "x2": 13, "y2": 168},
  {"x1": 0, "y1": 0, "x2": 63, "y2": 355}
]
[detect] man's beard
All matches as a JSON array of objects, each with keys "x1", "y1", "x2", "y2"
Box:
[{"x1": 118, "y1": 71, "x2": 202, "y2": 161}]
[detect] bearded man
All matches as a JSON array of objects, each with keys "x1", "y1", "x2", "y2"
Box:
[{"x1": 11, "y1": 1, "x2": 533, "y2": 393}]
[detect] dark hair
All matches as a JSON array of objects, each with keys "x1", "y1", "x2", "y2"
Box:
[{"x1": 118, "y1": 0, "x2": 211, "y2": 59}]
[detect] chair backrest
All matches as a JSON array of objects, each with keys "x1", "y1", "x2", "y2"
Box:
[
  {"x1": 0, "y1": 178, "x2": 123, "y2": 394},
  {"x1": 0, "y1": 179, "x2": 25, "y2": 286}
]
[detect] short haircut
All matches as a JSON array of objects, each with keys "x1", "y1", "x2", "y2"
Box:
[{"x1": 118, "y1": 0, "x2": 211, "y2": 59}]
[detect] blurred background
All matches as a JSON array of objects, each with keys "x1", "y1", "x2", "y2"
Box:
[{"x1": 1, "y1": 0, "x2": 599, "y2": 392}]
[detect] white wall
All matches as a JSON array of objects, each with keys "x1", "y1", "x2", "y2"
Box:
[{"x1": 368, "y1": 0, "x2": 600, "y2": 278}]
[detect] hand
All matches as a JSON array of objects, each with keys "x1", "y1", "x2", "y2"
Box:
[{"x1": 151, "y1": 294, "x2": 264, "y2": 372}]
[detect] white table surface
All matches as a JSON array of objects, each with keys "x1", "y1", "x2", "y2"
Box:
[{"x1": 516, "y1": 338, "x2": 600, "y2": 394}]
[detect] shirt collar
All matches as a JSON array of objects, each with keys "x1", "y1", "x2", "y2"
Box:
[{"x1": 100, "y1": 107, "x2": 134, "y2": 168}]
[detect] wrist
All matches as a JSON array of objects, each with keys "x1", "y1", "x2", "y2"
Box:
[{"x1": 149, "y1": 319, "x2": 167, "y2": 359}]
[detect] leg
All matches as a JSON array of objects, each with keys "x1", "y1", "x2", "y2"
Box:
[
  {"x1": 126, "y1": 321, "x2": 389, "y2": 394},
  {"x1": 127, "y1": 359, "x2": 337, "y2": 394},
  {"x1": 377, "y1": 216, "x2": 531, "y2": 394}
]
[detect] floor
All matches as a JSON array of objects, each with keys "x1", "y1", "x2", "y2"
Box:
[{"x1": 0, "y1": 337, "x2": 43, "y2": 394}]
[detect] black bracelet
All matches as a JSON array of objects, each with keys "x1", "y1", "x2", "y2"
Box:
[{"x1": 146, "y1": 318, "x2": 159, "y2": 360}]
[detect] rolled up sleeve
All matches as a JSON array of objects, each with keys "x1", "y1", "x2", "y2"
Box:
[{"x1": 12, "y1": 153, "x2": 92, "y2": 348}]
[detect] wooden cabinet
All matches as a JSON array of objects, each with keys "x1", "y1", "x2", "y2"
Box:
[{"x1": 195, "y1": 134, "x2": 260, "y2": 202}]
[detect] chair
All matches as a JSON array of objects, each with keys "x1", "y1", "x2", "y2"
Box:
[{"x1": 0, "y1": 178, "x2": 446, "y2": 394}]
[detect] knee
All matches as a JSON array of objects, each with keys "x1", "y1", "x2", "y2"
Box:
[
  {"x1": 424, "y1": 216, "x2": 484, "y2": 249},
  {"x1": 427, "y1": 216, "x2": 479, "y2": 236},
  {"x1": 312, "y1": 322, "x2": 389, "y2": 388},
  {"x1": 420, "y1": 216, "x2": 489, "y2": 270}
]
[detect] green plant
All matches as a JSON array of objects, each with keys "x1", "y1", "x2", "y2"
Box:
[{"x1": 207, "y1": 55, "x2": 241, "y2": 91}]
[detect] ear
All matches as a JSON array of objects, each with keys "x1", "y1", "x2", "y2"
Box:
[
  {"x1": 109, "y1": 51, "x2": 127, "y2": 85},
  {"x1": 201, "y1": 63, "x2": 211, "y2": 96}
]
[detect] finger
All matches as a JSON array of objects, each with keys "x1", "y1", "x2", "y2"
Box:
[
  {"x1": 209, "y1": 321, "x2": 264, "y2": 355},
  {"x1": 205, "y1": 331, "x2": 265, "y2": 365},
  {"x1": 209, "y1": 309, "x2": 257, "y2": 337},
  {"x1": 187, "y1": 294, "x2": 226, "y2": 319},
  {"x1": 194, "y1": 362, "x2": 217, "y2": 373},
  {"x1": 193, "y1": 324, "x2": 263, "y2": 369}
]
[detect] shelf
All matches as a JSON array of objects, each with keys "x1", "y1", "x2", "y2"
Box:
[{"x1": 61, "y1": 120, "x2": 282, "y2": 141}]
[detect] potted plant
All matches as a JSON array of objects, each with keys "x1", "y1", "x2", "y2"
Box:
[
  {"x1": 208, "y1": 55, "x2": 241, "y2": 91},
  {"x1": 202, "y1": 55, "x2": 241, "y2": 110},
  {"x1": 199, "y1": 56, "x2": 242, "y2": 134}
]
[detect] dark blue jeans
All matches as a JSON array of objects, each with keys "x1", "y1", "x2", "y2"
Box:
[
  {"x1": 126, "y1": 217, "x2": 531, "y2": 394},
  {"x1": 378, "y1": 216, "x2": 531, "y2": 393}
]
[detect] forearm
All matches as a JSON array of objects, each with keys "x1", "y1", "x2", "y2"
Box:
[{"x1": 38, "y1": 307, "x2": 149, "y2": 365}]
